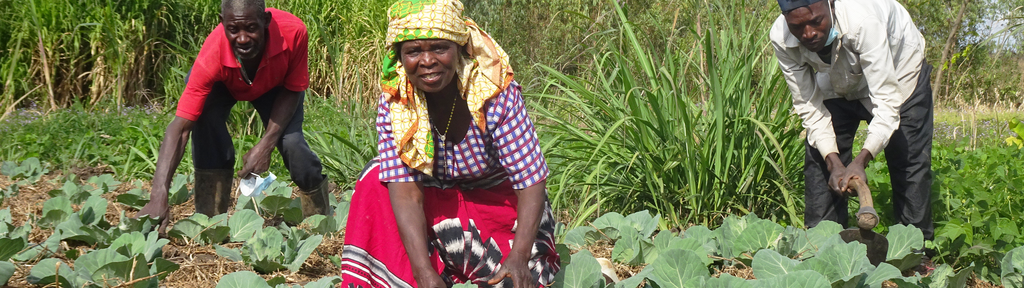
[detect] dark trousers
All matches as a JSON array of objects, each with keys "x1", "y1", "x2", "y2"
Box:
[
  {"x1": 188, "y1": 81, "x2": 325, "y2": 191},
  {"x1": 804, "y1": 62, "x2": 934, "y2": 240}
]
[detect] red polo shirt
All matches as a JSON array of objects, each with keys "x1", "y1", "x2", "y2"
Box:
[{"x1": 175, "y1": 8, "x2": 310, "y2": 121}]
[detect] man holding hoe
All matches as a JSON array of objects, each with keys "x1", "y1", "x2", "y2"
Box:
[
  {"x1": 137, "y1": 0, "x2": 332, "y2": 233},
  {"x1": 771, "y1": 0, "x2": 935, "y2": 268}
]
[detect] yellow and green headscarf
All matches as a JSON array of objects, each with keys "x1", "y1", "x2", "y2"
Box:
[{"x1": 382, "y1": 0, "x2": 514, "y2": 176}]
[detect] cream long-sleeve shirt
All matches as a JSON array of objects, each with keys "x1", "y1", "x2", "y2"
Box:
[{"x1": 770, "y1": 0, "x2": 925, "y2": 159}]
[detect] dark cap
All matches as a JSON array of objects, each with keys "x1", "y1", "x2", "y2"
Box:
[{"x1": 777, "y1": 0, "x2": 825, "y2": 12}]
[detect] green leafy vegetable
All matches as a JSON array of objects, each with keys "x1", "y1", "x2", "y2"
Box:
[
  {"x1": 752, "y1": 249, "x2": 799, "y2": 280},
  {"x1": 27, "y1": 258, "x2": 74, "y2": 287},
  {"x1": 1003, "y1": 246, "x2": 1024, "y2": 288},
  {"x1": 169, "y1": 213, "x2": 230, "y2": 245},
  {"x1": 167, "y1": 174, "x2": 193, "y2": 206},
  {"x1": 229, "y1": 209, "x2": 264, "y2": 242},
  {"x1": 649, "y1": 248, "x2": 709, "y2": 288},
  {"x1": 886, "y1": 224, "x2": 925, "y2": 261},
  {"x1": 0, "y1": 261, "x2": 12, "y2": 285},
  {"x1": 0, "y1": 238, "x2": 26, "y2": 261},
  {"x1": 753, "y1": 270, "x2": 830, "y2": 288},
  {"x1": 551, "y1": 250, "x2": 604, "y2": 288},
  {"x1": 733, "y1": 215, "x2": 783, "y2": 255},
  {"x1": 1, "y1": 158, "x2": 47, "y2": 182}
]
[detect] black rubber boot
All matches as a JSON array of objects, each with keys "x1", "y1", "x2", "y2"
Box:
[
  {"x1": 300, "y1": 176, "x2": 333, "y2": 218},
  {"x1": 193, "y1": 169, "x2": 234, "y2": 217}
]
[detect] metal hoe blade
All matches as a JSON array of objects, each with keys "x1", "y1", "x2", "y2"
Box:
[
  {"x1": 840, "y1": 178, "x2": 889, "y2": 266},
  {"x1": 840, "y1": 228, "x2": 889, "y2": 266}
]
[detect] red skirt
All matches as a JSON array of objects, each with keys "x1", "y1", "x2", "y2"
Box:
[{"x1": 340, "y1": 163, "x2": 560, "y2": 288}]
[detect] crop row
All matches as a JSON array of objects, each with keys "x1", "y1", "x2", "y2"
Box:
[
  {"x1": 547, "y1": 211, "x2": 1024, "y2": 288},
  {"x1": 0, "y1": 158, "x2": 348, "y2": 287}
]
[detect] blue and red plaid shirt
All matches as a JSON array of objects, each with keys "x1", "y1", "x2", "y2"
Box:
[{"x1": 376, "y1": 81, "x2": 548, "y2": 190}]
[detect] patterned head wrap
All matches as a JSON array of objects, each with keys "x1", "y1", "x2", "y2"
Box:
[{"x1": 382, "y1": 0, "x2": 514, "y2": 176}]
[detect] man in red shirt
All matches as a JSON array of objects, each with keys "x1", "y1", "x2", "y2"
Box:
[{"x1": 138, "y1": 0, "x2": 331, "y2": 233}]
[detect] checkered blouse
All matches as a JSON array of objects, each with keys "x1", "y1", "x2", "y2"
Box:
[{"x1": 376, "y1": 81, "x2": 548, "y2": 190}]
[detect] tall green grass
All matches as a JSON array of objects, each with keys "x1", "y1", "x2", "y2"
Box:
[
  {"x1": 534, "y1": 0, "x2": 804, "y2": 229},
  {"x1": 0, "y1": 96, "x2": 376, "y2": 187},
  {"x1": 304, "y1": 97, "x2": 376, "y2": 191},
  {"x1": 0, "y1": 0, "x2": 391, "y2": 118},
  {"x1": 0, "y1": 0, "x2": 707, "y2": 116}
]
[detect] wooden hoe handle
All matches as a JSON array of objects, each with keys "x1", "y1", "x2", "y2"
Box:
[{"x1": 849, "y1": 178, "x2": 879, "y2": 230}]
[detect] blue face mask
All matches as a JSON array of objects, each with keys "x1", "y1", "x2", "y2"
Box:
[
  {"x1": 824, "y1": 1, "x2": 838, "y2": 46},
  {"x1": 825, "y1": 26, "x2": 838, "y2": 46}
]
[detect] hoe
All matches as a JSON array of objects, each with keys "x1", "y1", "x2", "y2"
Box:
[{"x1": 840, "y1": 177, "x2": 889, "y2": 266}]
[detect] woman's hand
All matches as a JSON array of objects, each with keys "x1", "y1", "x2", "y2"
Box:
[
  {"x1": 388, "y1": 182, "x2": 442, "y2": 288},
  {"x1": 415, "y1": 273, "x2": 448, "y2": 288},
  {"x1": 490, "y1": 180, "x2": 549, "y2": 288},
  {"x1": 487, "y1": 255, "x2": 535, "y2": 288}
]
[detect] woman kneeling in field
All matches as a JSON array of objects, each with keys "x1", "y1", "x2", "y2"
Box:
[{"x1": 340, "y1": 0, "x2": 560, "y2": 287}]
